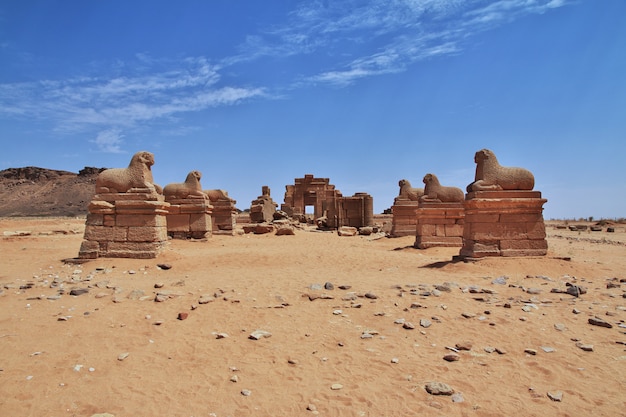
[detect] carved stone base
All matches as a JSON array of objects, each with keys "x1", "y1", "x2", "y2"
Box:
[
  {"x1": 459, "y1": 191, "x2": 548, "y2": 258},
  {"x1": 211, "y1": 199, "x2": 237, "y2": 235},
  {"x1": 390, "y1": 199, "x2": 419, "y2": 237},
  {"x1": 166, "y1": 198, "x2": 213, "y2": 239},
  {"x1": 78, "y1": 190, "x2": 170, "y2": 259},
  {"x1": 414, "y1": 202, "x2": 464, "y2": 249}
]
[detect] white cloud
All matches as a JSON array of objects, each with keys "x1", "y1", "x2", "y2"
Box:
[
  {"x1": 92, "y1": 129, "x2": 124, "y2": 153},
  {"x1": 0, "y1": 0, "x2": 572, "y2": 149}
]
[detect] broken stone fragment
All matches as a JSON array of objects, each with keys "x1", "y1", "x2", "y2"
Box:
[
  {"x1": 588, "y1": 316, "x2": 613, "y2": 328},
  {"x1": 425, "y1": 381, "x2": 454, "y2": 395}
]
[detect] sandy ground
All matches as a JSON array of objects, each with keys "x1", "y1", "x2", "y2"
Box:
[{"x1": 0, "y1": 217, "x2": 624, "y2": 417}]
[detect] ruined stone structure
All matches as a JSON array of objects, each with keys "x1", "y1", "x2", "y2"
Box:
[
  {"x1": 281, "y1": 175, "x2": 373, "y2": 229},
  {"x1": 390, "y1": 179, "x2": 423, "y2": 237},
  {"x1": 163, "y1": 171, "x2": 212, "y2": 240},
  {"x1": 460, "y1": 149, "x2": 547, "y2": 258},
  {"x1": 205, "y1": 189, "x2": 237, "y2": 235},
  {"x1": 250, "y1": 186, "x2": 278, "y2": 223},
  {"x1": 79, "y1": 151, "x2": 169, "y2": 259},
  {"x1": 414, "y1": 174, "x2": 465, "y2": 248}
]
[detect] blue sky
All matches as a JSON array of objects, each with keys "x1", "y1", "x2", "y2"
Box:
[{"x1": 1, "y1": 0, "x2": 624, "y2": 219}]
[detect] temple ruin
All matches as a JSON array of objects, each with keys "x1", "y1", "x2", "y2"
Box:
[{"x1": 281, "y1": 174, "x2": 373, "y2": 229}]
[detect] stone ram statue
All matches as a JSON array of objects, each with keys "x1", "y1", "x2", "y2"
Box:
[
  {"x1": 466, "y1": 149, "x2": 535, "y2": 192},
  {"x1": 203, "y1": 189, "x2": 235, "y2": 203},
  {"x1": 163, "y1": 170, "x2": 207, "y2": 199},
  {"x1": 397, "y1": 179, "x2": 424, "y2": 201},
  {"x1": 420, "y1": 173, "x2": 464, "y2": 203},
  {"x1": 95, "y1": 151, "x2": 162, "y2": 194}
]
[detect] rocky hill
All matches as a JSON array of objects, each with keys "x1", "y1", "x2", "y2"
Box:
[{"x1": 0, "y1": 166, "x2": 106, "y2": 217}]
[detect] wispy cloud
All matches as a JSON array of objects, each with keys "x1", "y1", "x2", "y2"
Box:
[
  {"x1": 0, "y1": 0, "x2": 571, "y2": 151},
  {"x1": 0, "y1": 56, "x2": 266, "y2": 152},
  {"x1": 237, "y1": 0, "x2": 570, "y2": 86},
  {"x1": 92, "y1": 129, "x2": 124, "y2": 153}
]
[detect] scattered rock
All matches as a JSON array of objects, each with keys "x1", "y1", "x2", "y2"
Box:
[
  {"x1": 157, "y1": 263, "x2": 172, "y2": 270},
  {"x1": 419, "y1": 319, "x2": 432, "y2": 328},
  {"x1": 126, "y1": 289, "x2": 145, "y2": 300},
  {"x1": 338, "y1": 226, "x2": 357, "y2": 237},
  {"x1": 524, "y1": 349, "x2": 537, "y2": 355},
  {"x1": 451, "y1": 393, "x2": 464, "y2": 403},
  {"x1": 177, "y1": 312, "x2": 189, "y2": 320},
  {"x1": 576, "y1": 342, "x2": 594, "y2": 352},
  {"x1": 547, "y1": 391, "x2": 563, "y2": 402},
  {"x1": 554, "y1": 323, "x2": 567, "y2": 332},
  {"x1": 330, "y1": 383, "x2": 343, "y2": 390},
  {"x1": 455, "y1": 341, "x2": 472, "y2": 351},
  {"x1": 241, "y1": 389, "x2": 251, "y2": 396},
  {"x1": 425, "y1": 381, "x2": 454, "y2": 395},
  {"x1": 492, "y1": 276, "x2": 508, "y2": 285},
  {"x1": 324, "y1": 282, "x2": 334, "y2": 290},
  {"x1": 198, "y1": 295, "x2": 215, "y2": 304},
  {"x1": 117, "y1": 352, "x2": 129, "y2": 361},
  {"x1": 403, "y1": 322, "x2": 415, "y2": 330},
  {"x1": 249, "y1": 330, "x2": 272, "y2": 340},
  {"x1": 69, "y1": 288, "x2": 89, "y2": 296},
  {"x1": 154, "y1": 293, "x2": 168, "y2": 302},
  {"x1": 588, "y1": 316, "x2": 613, "y2": 328},
  {"x1": 275, "y1": 226, "x2": 295, "y2": 235},
  {"x1": 443, "y1": 353, "x2": 460, "y2": 362}
]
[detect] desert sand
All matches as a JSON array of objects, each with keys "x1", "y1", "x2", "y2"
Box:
[{"x1": 0, "y1": 217, "x2": 624, "y2": 417}]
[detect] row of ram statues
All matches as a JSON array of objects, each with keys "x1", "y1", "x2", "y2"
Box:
[{"x1": 93, "y1": 148, "x2": 536, "y2": 206}]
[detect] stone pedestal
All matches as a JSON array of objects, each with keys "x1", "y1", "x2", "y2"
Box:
[
  {"x1": 390, "y1": 199, "x2": 420, "y2": 237},
  {"x1": 211, "y1": 199, "x2": 237, "y2": 235},
  {"x1": 78, "y1": 189, "x2": 170, "y2": 259},
  {"x1": 250, "y1": 186, "x2": 277, "y2": 223},
  {"x1": 414, "y1": 202, "x2": 464, "y2": 249},
  {"x1": 166, "y1": 198, "x2": 213, "y2": 239},
  {"x1": 459, "y1": 191, "x2": 548, "y2": 258}
]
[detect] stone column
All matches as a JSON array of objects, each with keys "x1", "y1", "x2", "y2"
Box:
[
  {"x1": 78, "y1": 188, "x2": 170, "y2": 259},
  {"x1": 165, "y1": 198, "x2": 213, "y2": 239},
  {"x1": 414, "y1": 202, "x2": 464, "y2": 248},
  {"x1": 459, "y1": 191, "x2": 548, "y2": 258}
]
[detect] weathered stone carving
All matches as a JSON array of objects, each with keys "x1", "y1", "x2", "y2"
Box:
[
  {"x1": 95, "y1": 151, "x2": 162, "y2": 194},
  {"x1": 281, "y1": 175, "x2": 373, "y2": 229},
  {"x1": 420, "y1": 173, "x2": 464, "y2": 203},
  {"x1": 204, "y1": 189, "x2": 234, "y2": 203},
  {"x1": 397, "y1": 179, "x2": 424, "y2": 201},
  {"x1": 466, "y1": 149, "x2": 534, "y2": 192},
  {"x1": 203, "y1": 187, "x2": 237, "y2": 235},
  {"x1": 163, "y1": 170, "x2": 207, "y2": 199}
]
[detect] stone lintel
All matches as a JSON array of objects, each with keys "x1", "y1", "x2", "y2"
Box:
[
  {"x1": 465, "y1": 190, "x2": 543, "y2": 200},
  {"x1": 392, "y1": 199, "x2": 420, "y2": 207},
  {"x1": 94, "y1": 190, "x2": 164, "y2": 202},
  {"x1": 418, "y1": 202, "x2": 464, "y2": 209}
]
